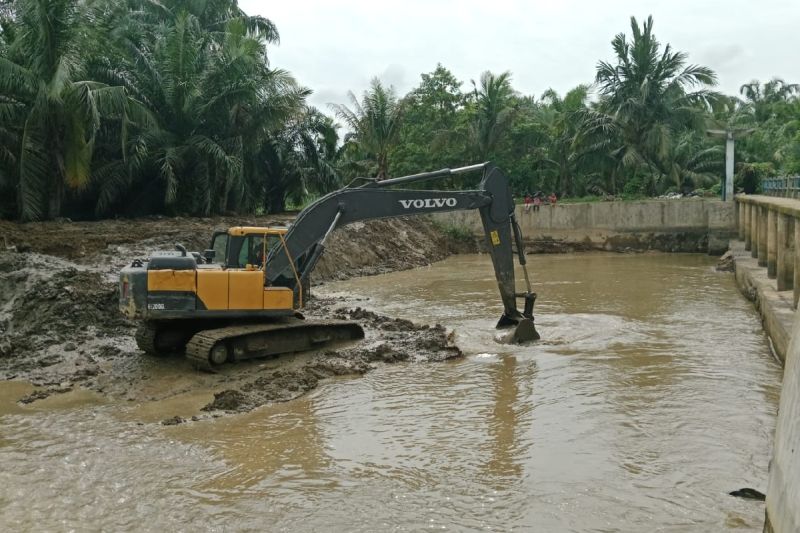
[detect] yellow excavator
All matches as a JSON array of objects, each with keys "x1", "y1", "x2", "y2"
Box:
[{"x1": 119, "y1": 163, "x2": 539, "y2": 369}]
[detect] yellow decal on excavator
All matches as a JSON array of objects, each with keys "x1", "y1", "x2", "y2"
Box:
[{"x1": 490, "y1": 230, "x2": 500, "y2": 246}]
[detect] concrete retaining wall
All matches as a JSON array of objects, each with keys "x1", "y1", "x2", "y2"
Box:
[
  {"x1": 735, "y1": 196, "x2": 800, "y2": 533},
  {"x1": 434, "y1": 199, "x2": 736, "y2": 254},
  {"x1": 766, "y1": 310, "x2": 800, "y2": 533}
]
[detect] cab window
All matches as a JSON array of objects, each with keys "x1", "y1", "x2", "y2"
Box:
[
  {"x1": 226, "y1": 233, "x2": 283, "y2": 269},
  {"x1": 209, "y1": 232, "x2": 228, "y2": 264}
]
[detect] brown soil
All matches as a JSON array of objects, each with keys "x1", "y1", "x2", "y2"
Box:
[{"x1": 0, "y1": 215, "x2": 473, "y2": 416}]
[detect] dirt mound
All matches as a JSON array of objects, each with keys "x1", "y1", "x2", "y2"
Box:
[
  {"x1": 0, "y1": 215, "x2": 475, "y2": 283},
  {"x1": 0, "y1": 253, "x2": 132, "y2": 369}
]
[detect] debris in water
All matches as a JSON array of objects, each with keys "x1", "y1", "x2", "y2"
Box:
[
  {"x1": 716, "y1": 250, "x2": 734, "y2": 272},
  {"x1": 728, "y1": 488, "x2": 765, "y2": 501}
]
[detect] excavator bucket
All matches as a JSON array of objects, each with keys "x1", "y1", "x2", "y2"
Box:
[
  {"x1": 510, "y1": 318, "x2": 540, "y2": 343},
  {"x1": 496, "y1": 315, "x2": 540, "y2": 344}
]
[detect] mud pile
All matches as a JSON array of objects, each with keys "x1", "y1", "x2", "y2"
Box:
[
  {"x1": 0, "y1": 215, "x2": 470, "y2": 414},
  {"x1": 0, "y1": 252, "x2": 134, "y2": 384},
  {"x1": 200, "y1": 303, "x2": 463, "y2": 413}
]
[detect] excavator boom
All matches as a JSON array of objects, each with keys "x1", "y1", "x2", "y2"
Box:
[{"x1": 266, "y1": 162, "x2": 539, "y2": 341}]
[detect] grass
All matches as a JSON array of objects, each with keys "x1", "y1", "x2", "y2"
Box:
[{"x1": 431, "y1": 219, "x2": 474, "y2": 243}]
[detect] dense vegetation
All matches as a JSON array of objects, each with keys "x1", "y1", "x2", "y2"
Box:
[{"x1": 1, "y1": 1, "x2": 798, "y2": 220}]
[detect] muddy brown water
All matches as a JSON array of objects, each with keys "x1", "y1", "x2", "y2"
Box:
[{"x1": 0, "y1": 253, "x2": 783, "y2": 531}]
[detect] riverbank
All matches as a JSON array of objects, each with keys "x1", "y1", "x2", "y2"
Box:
[{"x1": 0, "y1": 215, "x2": 473, "y2": 417}]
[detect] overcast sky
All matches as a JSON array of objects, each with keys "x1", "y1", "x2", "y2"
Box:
[{"x1": 239, "y1": 0, "x2": 799, "y2": 112}]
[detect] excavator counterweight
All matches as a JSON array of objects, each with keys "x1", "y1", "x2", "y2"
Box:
[{"x1": 119, "y1": 162, "x2": 539, "y2": 369}]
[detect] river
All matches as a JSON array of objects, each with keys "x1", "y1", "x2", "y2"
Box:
[{"x1": 0, "y1": 253, "x2": 783, "y2": 531}]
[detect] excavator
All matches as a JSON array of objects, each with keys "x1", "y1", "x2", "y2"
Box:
[{"x1": 119, "y1": 162, "x2": 540, "y2": 370}]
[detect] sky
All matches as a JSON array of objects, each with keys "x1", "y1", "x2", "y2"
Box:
[{"x1": 239, "y1": 0, "x2": 799, "y2": 112}]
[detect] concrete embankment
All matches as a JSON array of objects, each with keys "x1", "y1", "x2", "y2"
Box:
[
  {"x1": 730, "y1": 241, "x2": 794, "y2": 364},
  {"x1": 733, "y1": 195, "x2": 799, "y2": 533},
  {"x1": 435, "y1": 198, "x2": 736, "y2": 254},
  {"x1": 767, "y1": 313, "x2": 800, "y2": 533}
]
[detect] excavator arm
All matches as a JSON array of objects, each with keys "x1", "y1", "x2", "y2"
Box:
[{"x1": 265, "y1": 162, "x2": 540, "y2": 342}]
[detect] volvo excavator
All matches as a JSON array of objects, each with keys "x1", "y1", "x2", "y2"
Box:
[{"x1": 119, "y1": 162, "x2": 540, "y2": 370}]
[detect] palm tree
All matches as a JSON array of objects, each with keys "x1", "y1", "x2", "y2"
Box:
[
  {"x1": 469, "y1": 70, "x2": 516, "y2": 160},
  {"x1": 740, "y1": 78, "x2": 800, "y2": 123},
  {"x1": 331, "y1": 78, "x2": 403, "y2": 180},
  {"x1": 93, "y1": 2, "x2": 308, "y2": 216},
  {"x1": 256, "y1": 108, "x2": 343, "y2": 214},
  {"x1": 0, "y1": 0, "x2": 150, "y2": 220},
  {"x1": 664, "y1": 132, "x2": 723, "y2": 191},
  {"x1": 592, "y1": 15, "x2": 720, "y2": 194},
  {"x1": 536, "y1": 85, "x2": 590, "y2": 195}
]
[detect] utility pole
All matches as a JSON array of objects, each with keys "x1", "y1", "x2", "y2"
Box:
[{"x1": 707, "y1": 128, "x2": 754, "y2": 201}]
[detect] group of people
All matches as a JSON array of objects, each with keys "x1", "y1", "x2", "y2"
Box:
[{"x1": 523, "y1": 192, "x2": 557, "y2": 212}]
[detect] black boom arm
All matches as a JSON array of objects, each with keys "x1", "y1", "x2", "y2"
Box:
[{"x1": 264, "y1": 162, "x2": 537, "y2": 332}]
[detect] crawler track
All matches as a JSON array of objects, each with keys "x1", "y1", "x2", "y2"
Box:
[
  {"x1": 134, "y1": 322, "x2": 159, "y2": 355},
  {"x1": 185, "y1": 319, "x2": 365, "y2": 371}
]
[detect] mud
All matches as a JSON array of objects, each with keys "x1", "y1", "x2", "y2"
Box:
[
  {"x1": 0, "y1": 215, "x2": 467, "y2": 416},
  {"x1": 200, "y1": 302, "x2": 462, "y2": 413}
]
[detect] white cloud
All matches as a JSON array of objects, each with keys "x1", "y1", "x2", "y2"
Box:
[{"x1": 242, "y1": 0, "x2": 800, "y2": 106}]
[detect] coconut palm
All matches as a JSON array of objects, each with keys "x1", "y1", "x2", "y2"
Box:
[
  {"x1": 592, "y1": 15, "x2": 720, "y2": 193},
  {"x1": 331, "y1": 78, "x2": 403, "y2": 180},
  {"x1": 469, "y1": 70, "x2": 516, "y2": 160}
]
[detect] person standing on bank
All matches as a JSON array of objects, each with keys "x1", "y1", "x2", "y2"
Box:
[
  {"x1": 524, "y1": 193, "x2": 533, "y2": 212},
  {"x1": 548, "y1": 192, "x2": 557, "y2": 206}
]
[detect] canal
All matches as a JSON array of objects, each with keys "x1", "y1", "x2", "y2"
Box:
[{"x1": 0, "y1": 253, "x2": 783, "y2": 531}]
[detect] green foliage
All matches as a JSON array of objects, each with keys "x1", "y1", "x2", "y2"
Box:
[
  {"x1": 331, "y1": 78, "x2": 403, "y2": 181},
  {"x1": 1, "y1": 10, "x2": 799, "y2": 221},
  {"x1": 736, "y1": 162, "x2": 775, "y2": 194}
]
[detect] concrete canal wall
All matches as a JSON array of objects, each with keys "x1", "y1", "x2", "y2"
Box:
[
  {"x1": 735, "y1": 195, "x2": 800, "y2": 533},
  {"x1": 434, "y1": 198, "x2": 736, "y2": 254},
  {"x1": 767, "y1": 316, "x2": 800, "y2": 533}
]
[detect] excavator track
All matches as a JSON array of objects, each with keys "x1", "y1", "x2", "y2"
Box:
[
  {"x1": 135, "y1": 321, "x2": 194, "y2": 356},
  {"x1": 134, "y1": 322, "x2": 159, "y2": 355},
  {"x1": 185, "y1": 318, "x2": 365, "y2": 371}
]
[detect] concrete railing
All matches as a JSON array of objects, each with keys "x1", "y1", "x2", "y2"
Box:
[{"x1": 736, "y1": 195, "x2": 800, "y2": 308}]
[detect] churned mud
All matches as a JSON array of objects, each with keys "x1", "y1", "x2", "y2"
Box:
[
  {"x1": 0, "y1": 215, "x2": 468, "y2": 418},
  {"x1": 201, "y1": 301, "x2": 462, "y2": 414}
]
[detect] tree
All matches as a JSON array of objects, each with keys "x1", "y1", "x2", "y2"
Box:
[
  {"x1": 740, "y1": 78, "x2": 800, "y2": 123},
  {"x1": 592, "y1": 15, "x2": 720, "y2": 194},
  {"x1": 0, "y1": 0, "x2": 149, "y2": 220},
  {"x1": 468, "y1": 70, "x2": 516, "y2": 160},
  {"x1": 390, "y1": 64, "x2": 466, "y2": 177},
  {"x1": 257, "y1": 108, "x2": 343, "y2": 214},
  {"x1": 91, "y1": 0, "x2": 309, "y2": 216},
  {"x1": 535, "y1": 85, "x2": 591, "y2": 196},
  {"x1": 331, "y1": 78, "x2": 403, "y2": 180}
]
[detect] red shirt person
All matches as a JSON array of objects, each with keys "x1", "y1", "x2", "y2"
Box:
[{"x1": 548, "y1": 192, "x2": 557, "y2": 206}]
